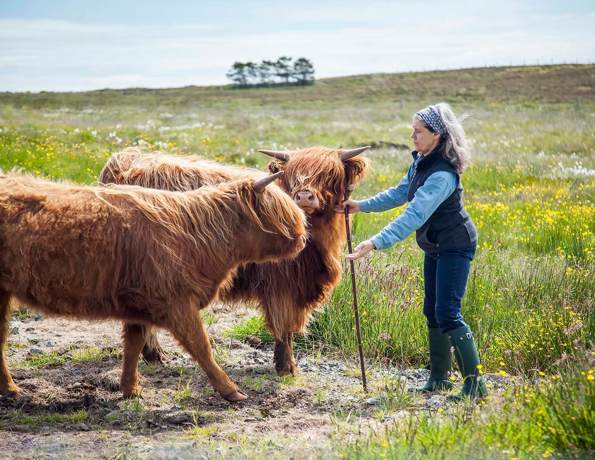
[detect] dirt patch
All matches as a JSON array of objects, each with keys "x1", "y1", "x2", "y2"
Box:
[{"x1": 1, "y1": 304, "x2": 505, "y2": 459}]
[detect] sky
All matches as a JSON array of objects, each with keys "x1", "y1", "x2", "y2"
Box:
[{"x1": 1, "y1": 0, "x2": 594, "y2": 92}]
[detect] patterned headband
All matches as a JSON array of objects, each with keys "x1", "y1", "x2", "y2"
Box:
[{"x1": 416, "y1": 105, "x2": 447, "y2": 135}]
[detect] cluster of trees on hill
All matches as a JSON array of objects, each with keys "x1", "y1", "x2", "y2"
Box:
[{"x1": 226, "y1": 57, "x2": 315, "y2": 87}]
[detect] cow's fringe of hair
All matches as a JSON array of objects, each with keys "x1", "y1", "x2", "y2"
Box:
[{"x1": 286, "y1": 147, "x2": 349, "y2": 193}]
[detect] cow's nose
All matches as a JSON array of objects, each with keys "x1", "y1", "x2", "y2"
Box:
[{"x1": 295, "y1": 191, "x2": 315, "y2": 205}]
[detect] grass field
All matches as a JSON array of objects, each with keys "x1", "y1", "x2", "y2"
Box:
[{"x1": 1, "y1": 64, "x2": 593, "y2": 459}]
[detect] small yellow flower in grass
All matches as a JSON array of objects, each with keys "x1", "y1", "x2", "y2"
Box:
[
  {"x1": 542, "y1": 448, "x2": 554, "y2": 459},
  {"x1": 588, "y1": 374, "x2": 594, "y2": 381},
  {"x1": 476, "y1": 364, "x2": 484, "y2": 375},
  {"x1": 498, "y1": 370, "x2": 508, "y2": 378},
  {"x1": 499, "y1": 361, "x2": 506, "y2": 367},
  {"x1": 538, "y1": 371, "x2": 545, "y2": 377}
]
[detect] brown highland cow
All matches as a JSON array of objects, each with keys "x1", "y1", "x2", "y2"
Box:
[
  {"x1": 99, "y1": 146, "x2": 368, "y2": 375},
  {"x1": 0, "y1": 172, "x2": 306, "y2": 402}
]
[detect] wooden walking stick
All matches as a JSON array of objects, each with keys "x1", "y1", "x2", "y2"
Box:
[{"x1": 344, "y1": 185, "x2": 368, "y2": 392}]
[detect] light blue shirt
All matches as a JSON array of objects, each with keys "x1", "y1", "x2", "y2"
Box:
[{"x1": 356, "y1": 157, "x2": 457, "y2": 250}]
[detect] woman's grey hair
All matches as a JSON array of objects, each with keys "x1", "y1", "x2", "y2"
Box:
[{"x1": 415, "y1": 102, "x2": 471, "y2": 174}]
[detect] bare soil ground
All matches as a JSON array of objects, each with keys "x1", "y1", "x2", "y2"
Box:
[{"x1": 0, "y1": 304, "x2": 504, "y2": 459}]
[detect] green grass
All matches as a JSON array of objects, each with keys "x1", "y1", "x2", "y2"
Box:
[
  {"x1": 225, "y1": 315, "x2": 273, "y2": 344},
  {"x1": 6, "y1": 410, "x2": 88, "y2": 428},
  {"x1": 10, "y1": 307, "x2": 34, "y2": 321},
  {"x1": 70, "y1": 346, "x2": 119, "y2": 363},
  {"x1": 344, "y1": 362, "x2": 594, "y2": 459},
  {"x1": 173, "y1": 379, "x2": 194, "y2": 406},
  {"x1": 15, "y1": 351, "x2": 67, "y2": 369},
  {"x1": 14, "y1": 346, "x2": 119, "y2": 368},
  {"x1": 122, "y1": 398, "x2": 146, "y2": 414}
]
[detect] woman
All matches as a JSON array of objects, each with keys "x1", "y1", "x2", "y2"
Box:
[{"x1": 339, "y1": 103, "x2": 487, "y2": 400}]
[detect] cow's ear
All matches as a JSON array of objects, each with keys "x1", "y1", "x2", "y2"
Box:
[
  {"x1": 344, "y1": 156, "x2": 369, "y2": 185},
  {"x1": 268, "y1": 160, "x2": 285, "y2": 174}
]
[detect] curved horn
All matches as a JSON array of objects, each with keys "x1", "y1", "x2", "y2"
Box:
[
  {"x1": 340, "y1": 146, "x2": 370, "y2": 161},
  {"x1": 253, "y1": 171, "x2": 284, "y2": 193},
  {"x1": 258, "y1": 149, "x2": 290, "y2": 162}
]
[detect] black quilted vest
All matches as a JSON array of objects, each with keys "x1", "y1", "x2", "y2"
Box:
[{"x1": 407, "y1": 142, "x2": 477, "y2": 253}]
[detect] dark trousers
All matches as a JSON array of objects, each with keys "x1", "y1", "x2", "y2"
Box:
[{"x1": 423, "y1": 248, "x2": 476, "y2": 333}]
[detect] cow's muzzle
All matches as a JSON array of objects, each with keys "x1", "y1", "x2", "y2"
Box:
[{"x1": 293, "y1": 190, "x2": 320, "y2": 212}]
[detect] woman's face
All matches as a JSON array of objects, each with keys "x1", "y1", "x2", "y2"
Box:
[{"x1": 411, "y1": 118, "x2": 440, "y2": 155}]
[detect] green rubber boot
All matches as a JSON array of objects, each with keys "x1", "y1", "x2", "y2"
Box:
[
  {"x1": 447, "y1": 326, "x2": 488, "y2": 401},
  {"x1": 420, "y1": 328, "x2": 454, "y2": 392}
]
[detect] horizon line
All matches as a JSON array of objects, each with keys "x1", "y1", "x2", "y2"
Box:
[{"x1": 2, "y1": 62, "x2": 593, "y2": 95}]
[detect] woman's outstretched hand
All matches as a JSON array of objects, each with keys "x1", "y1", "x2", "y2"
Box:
[
  {"x1": 335, "y1": 199, "x2": 361, "y2": 214},
  {"x1": 346, "y1": 240, "x2": 374, "y2": 261}
]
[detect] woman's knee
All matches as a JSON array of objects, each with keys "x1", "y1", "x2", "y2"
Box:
[
  {"x1": 435, "y1": 305, "x2": 466, "y2": 332},
  {"x1": 423, "y1": 297, "x2": 439, "y2": 325}
]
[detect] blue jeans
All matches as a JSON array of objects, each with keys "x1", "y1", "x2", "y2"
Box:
[{"x1": 423, "y1": 248, "x2": 476, "y2": 333}]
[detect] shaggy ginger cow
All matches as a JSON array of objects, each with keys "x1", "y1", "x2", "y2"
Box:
[
  {"x1": 0, "y1": 172, "x2": 306, "y2": 402},
  {"x1": 100, "y1": 146, "x2": 368, "y2": 375}
]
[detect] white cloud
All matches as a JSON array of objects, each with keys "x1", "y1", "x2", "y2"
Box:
[{"x1": 0, "y1": 10, "x2": 594, "y2": 92}]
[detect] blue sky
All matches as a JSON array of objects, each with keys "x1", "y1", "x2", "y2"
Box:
[{"x1": 1, "y1": 0, "x2": 594, "y2": 92}]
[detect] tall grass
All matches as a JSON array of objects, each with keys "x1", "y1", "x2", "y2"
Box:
[
  {"x1": 302, "y1": 247, "x2": 593, "y2": 373},
  {"x1": 344, "y1": 360, "x2": 594, "y2": 459},
  {"x1": 306, "y1": 254, "x2": 426, "y2": 364}
]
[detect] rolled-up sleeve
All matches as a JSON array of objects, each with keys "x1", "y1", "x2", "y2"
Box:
[{"x1": 370, "y1": 171, "x2": 456, "y2": 250}]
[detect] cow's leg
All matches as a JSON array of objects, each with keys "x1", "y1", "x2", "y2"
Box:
[
  {"x1": 140, "y1": 324, "x2": 167, "y2": 364},
  {"x1": 0, "y1": 290, "x2": 21, "y2": 396},
  {"x1": 120, "y1": 323, "x2": 146, "y2": 397},
  {"x1": 264, "y1": 299, "x2": 308, "y2": 376},
  {"x1": 166, "y1": 308, "x2": 246, "y2": 402},
  {"x1": 273, "y1": 332, "x2": 296, "y2": 377}
]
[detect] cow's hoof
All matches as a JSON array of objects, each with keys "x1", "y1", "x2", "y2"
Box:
[
  {"x1": 0, "y1": 385, "x2": 23, "y2": 398},
  {"x1": 142, "y1": 347, "x2": 168, "y2": 365},
  {"x1": 122, "y1": 387, "x2": 142, "y2": 399},
  {"x1": 275, "y1": 362, "x2": 296, "y2": 377},
  {"x1": 222, "y1": 390, "x2": 248, "y2": 402}
]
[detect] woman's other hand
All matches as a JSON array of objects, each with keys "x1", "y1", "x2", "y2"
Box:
[
  {"x1": 346, "y1": 240, "x2": 374, "y2": 261},
  {"x1": 335, "y1": 199, "x2": 361, "y2": 214}
]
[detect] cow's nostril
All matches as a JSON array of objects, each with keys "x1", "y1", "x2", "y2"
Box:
[{"x1": 295, "y1": 191, "x2": 316, "y2": 205}]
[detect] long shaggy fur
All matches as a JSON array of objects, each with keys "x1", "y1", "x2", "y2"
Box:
[
  {"x1": 100, "y1": 147, "x2": 368, "y2": 374},
  {"x1": 0, "y1": 172, "x2": 306, "y2": 399}
]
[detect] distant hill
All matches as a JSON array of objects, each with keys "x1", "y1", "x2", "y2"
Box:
[{"x1": 1, "y1": 64, "x2": 593, "y2": 109}]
